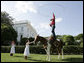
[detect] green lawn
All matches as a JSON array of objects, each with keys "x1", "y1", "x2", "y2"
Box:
[{"x1": 1, "y1": 53, "x2": 83, "y2": 62}]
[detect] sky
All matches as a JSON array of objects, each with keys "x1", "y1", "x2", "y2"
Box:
[{"x1": 1, "y1": 1, "x2": 83, "y2": 37}]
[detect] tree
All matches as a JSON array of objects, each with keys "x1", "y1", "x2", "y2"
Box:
[
  {"x1": 63, "y1": 35, "x2": 75, "y2": 45},
  {"x1": 74, "y1": 33, "x2": 83, "y2": 45},
  {"x1": 56, "y1": 35, "x2": 62, "y2": 40},
  {"x1": 1, "y1": 24, "x2": 17, "y2": 45},
  {"x1": 1, "y1": 11, "x2": 17, "y2": 45},
  {"x1": 74, "y1": 33, "x2": 83, "y2": 40},
  {"x1": 20, "y1": 37, "x2": 28, "y2": 45},
  {"x1": 1, "y1": 11, "x2": 13, "y2": 26},
  {"x1": 20, "y1": 37, "x2": 34, "y2": 45}
]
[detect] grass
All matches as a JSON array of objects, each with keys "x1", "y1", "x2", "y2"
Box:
[{"x1": 1, "y1": 53, "x2": 83, "y2": 62}]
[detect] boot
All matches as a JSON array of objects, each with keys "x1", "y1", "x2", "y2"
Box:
[{"x1": 10, "y1": 53, "x2": 13, "y2": 56}]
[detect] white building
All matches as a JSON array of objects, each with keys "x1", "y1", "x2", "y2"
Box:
[{"x1": 12, "y1": 20, "x2": 37, "y2": 42}]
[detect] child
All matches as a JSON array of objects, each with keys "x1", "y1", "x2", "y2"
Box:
[
  {"x1": 24, "y1": 40, "x2": 33, "y2": 60},
  {"x1": 10, "y1": 41, "x2": 15, "y2": 56},
  {"x1": 49, "y1": 13, "x2": 56, "y2": 41}
]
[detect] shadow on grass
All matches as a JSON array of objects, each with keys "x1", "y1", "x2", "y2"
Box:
[
  {"x1": 27, "y1": 58, "x2": 45, "y2": 62},
  {"x1": 14, "y1": 55, "x2": 23, "y2": 58},
  {"x1": 27, "y1": 58, "x2": 48, "y2": 62},
  {"x1": 13, "y1": 55, "x2": 49, "y2": 62},
  {"x1": 14, "y1": 55, "x2": 32, "y2": 58},
  {"x1": 62, "y1": 58, "x2": 83, "y2": 62}
]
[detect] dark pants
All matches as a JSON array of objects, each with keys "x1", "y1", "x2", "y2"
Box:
[{"x1": 51, "y1": 25, "x2": 56, "y2": 40}]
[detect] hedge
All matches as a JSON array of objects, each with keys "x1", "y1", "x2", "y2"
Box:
[
  {"x1": 1, "y1": 45, "x2": 83, "y2": 54},
  {"x1": 1, "y1": 45, "x2": 46, "y2": 54},
  {"x1": 63, "y1": 45, "x2": 83, "y2": 54}
]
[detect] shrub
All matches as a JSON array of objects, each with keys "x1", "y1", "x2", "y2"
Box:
[
  {"x1": 63, "y1": 45, "x2": 83, "y2": 54},
  {"x1": 1, "y1": 45, "x2": 46, "y2": 54},
  {"x1": 15, "y1": 46, "x2": 25, "y2": 53},
  {"x1": 1, "y1": 45, "x2": 83, "y2": 54},
  {"x1": 1, "y1": 46, "x2": 11, "y2": 53},
  {"x1": 29, "y1": 45, "x2": 46, "y2": 54}
]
